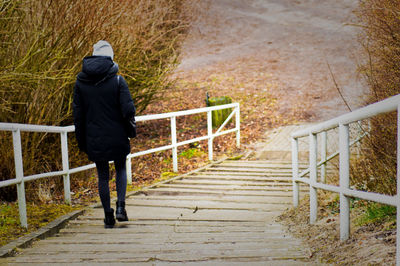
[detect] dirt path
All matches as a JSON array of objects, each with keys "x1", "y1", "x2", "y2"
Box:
[{"x1": 177, "y1": 0, "x2": 367, "y2": 121}]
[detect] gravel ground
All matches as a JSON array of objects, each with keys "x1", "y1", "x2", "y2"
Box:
[{"x1": 176, "y1": 0, "x2": 368, "y2": 121}]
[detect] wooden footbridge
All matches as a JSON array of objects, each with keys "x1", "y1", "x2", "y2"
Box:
[{"x1": 2, "y1": 159, "x2": 314, "y2": 265}]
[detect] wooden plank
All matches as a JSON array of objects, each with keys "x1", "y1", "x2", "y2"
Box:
[
  {"x1": 155, "y1": 261, "x2": 319, "y2": 266},
  {"x1": 59, "y1": 227, "x2": 287, "y2": 236},
  {"x1": 173, "y1": 179, "x2": 291, "y2": 186},
  {"x1": 41, "y1": 234, "x2": 300, "y2": 245},
  {"x1": 144, "y1": 187, "x2": 295, "y2": 197},
  {"x1": 126, "y1": 194, "x2": 294, "y2": 204},
  {"x1": 121, "y1": 199, "x2": 291, "y2": 211},
  {"x1": 218, "y1": 163, "x2": 308, "y2": 170},
  {"x1": 28, "y1": 242, "x2": 305, "y2": 254},
  {"x1": 193, "y1": 171, "x2": 294, "y2": 177},
  {"x1": 187, "y1": 175, "x2": 293, "y2": 181},
  {"x1": 156, "y1": 183, "x2": 306, "y2": 192},
  {"x1": 206, "y1": 167, "x2": 336, "y2": 174},
  {"x1": 68, "y1": 220, "x2": 285, "y2": 231},
  {"x1": 84, "y1": 206, "x2": 284, "y2": 222},
  {"x1": 205, "y1": 167, "x2": 294, "y2": 173},
  {"x1": 4, "y1": 249, "x2": 308, "y2": 263},
  {"x1": 223, "y1": 160, "x2": 297, "y2": 165}
]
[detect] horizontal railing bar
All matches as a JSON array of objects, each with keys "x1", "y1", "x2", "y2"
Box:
[
  {"x1": 0, "y1": 104, "x2": 239, "y2": 133},
  {"x1": 24, "y1": 170, "x2": 67, "y2": 182},
  {"x1": 177, "y1": 136, "x2": 209, "y2": 147},
  {"x1": 63, "y1": 126, "x2": 75, "y2": 132},
  {"x1": 292, "y1": 94, "x2": 400, "y2": 138},
  {"x1": 295, "y1": 178, "x2": 397, "y2": 206},
  {"x1": 175, "y1": 128, "x2": 237, "y2": 148},
  {"x1": 0, "y1": 178, "x2": 20, "y2": 188},
  {"x1": 128, "y1": 144, "x2": 174, "y2": 159},
  {"x1": 343, "y1": 188, "x2": 397, "y2": 206},
  {"x1": 136, "y1": 103, "x2": 239, "y2": 122},
  {"x1": 0, "y1": 123, "x2": 70, "y2": 133},
  {"x1": 69, "y1": 163, "x2": 96, "y2": 174}
]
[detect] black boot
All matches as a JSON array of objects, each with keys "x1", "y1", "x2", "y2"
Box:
[
  {"x1": 116, "y1": 201, "x2": 128, "y2": 221},
  {"x1": 104, "y1": 208, "x2": 115, "y2": 228}
]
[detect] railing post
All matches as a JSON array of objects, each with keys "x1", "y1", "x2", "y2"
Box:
[
  {"x1": 126, "y1": 157, "x2": 132, "y2": 185},
  {"x1": 60, "y1": 132, "x2": 71, "y2": 205},
  {"x1": 12, "y1": 129, "x2": 27, "y2": 228},
  {"x1": 397, "y1": 105, "x2": 400, "y2": 266},
  {"x1": 321, "y1": 131, "x2": 327, "y2": 183},
  {"x1": 292, "y1": 137, "x2": 299, "y2": 208},
  {"x1": 339, "y1": 123, "x2": 350, "y2": 241},
  {"x1": 309, "y1": 133, "x2": 318, "y2": 224},
  {"x1": 207, "y1": 110, "x2": 213, "y2": 161},
  {"x1": 235, "y1": 105, "x2": 240, "y2": 148},
  {"x1": 171, "y1": 116, "x2": 178, "y2": 172}
]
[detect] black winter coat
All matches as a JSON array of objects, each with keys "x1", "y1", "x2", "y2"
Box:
[{"x1": 73, "y1": 56, "x2": 135, "y2": 162}]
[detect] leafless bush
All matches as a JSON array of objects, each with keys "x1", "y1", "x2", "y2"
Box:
[
  {"x1": 0, "y1": 0, "x2": 198, "y2": 201},
  {"x1": 351, "y1": 0, "x2": 400, "y2": 195}
]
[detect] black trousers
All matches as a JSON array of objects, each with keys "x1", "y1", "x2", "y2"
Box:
[{"x1": 95, "y1": 158, "x2": 127, "y2": 213}]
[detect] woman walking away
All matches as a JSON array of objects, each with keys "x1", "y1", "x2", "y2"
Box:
[{"x1": 73, "y1": 40, "x2": 136, "y2": 228}]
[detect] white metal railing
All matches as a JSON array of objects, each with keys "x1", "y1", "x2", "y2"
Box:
[
  {"x1": 0, "y1": 103, "x2": 240, "y2": 228},
  {"x1": 291, "y1": 94, "x2": 400, "y2": 265}
]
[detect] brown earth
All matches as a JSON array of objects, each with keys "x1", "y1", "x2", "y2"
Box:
[
  {"x1": 175, "y1": 0, "x2": 368, "y2": 121},
  {"x1": 277, "y1": 193, "x2": 396, "y2": 265}
]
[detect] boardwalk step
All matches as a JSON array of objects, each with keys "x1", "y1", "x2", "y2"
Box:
[
  {"x1": 205, "y1": 167, "x2": 295, "y2": 173},
  {"x1": 126, "y1": 194, "x2": 294, "y2": 204},
  {"x1": 193, "y1": 171, "x2": 297, "y2": 177},
  {"x1": 156, "y1": 183, "x2": 304, "y2": 192},
  {"x1": 172, "y1": 179, "x2": 292, "y2": 186},
  {"x1": 145, "y1": 187, "x2": 299, "y2": 197},
  {"x1": 187, "y1": 175, "x2": 293, "y2": 181}
]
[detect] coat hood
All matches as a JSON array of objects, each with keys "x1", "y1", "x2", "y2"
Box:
[{"x1": 77, "y1": 56, "x2": 118, "y2": 84}]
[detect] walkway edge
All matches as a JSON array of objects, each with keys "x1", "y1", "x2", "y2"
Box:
[
  {"x1": 0, "y1": 209, "x2": 84, "y2": 257},
  {"x1": 0, "y1": 157, "x2": 230, "y2": 258}
]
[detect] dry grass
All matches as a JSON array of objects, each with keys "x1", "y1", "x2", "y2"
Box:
[{"x1": 0, "y1": 0, "x2": 199, "y2": 201}]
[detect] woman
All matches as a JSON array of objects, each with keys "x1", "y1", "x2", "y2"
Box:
[{"x1": 73, "y1": 40, "x2": 135, "y2": 228}]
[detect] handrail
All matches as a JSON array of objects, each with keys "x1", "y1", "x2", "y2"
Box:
[
  {"x1": 291, "y1": 94, "x2": 400, "y2": 266},
  {"x1": 0, "y1": 103, "x2": 240, "y2": 228},
  {"x1": 292, "y1": 94, "x2": 400, "y2": 138}
]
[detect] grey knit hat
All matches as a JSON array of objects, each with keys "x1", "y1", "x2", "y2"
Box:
[{"x1": 92, "y1": 40, "x2": 114, "y2": 60}]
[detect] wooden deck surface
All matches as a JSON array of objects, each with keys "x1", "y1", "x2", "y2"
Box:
[{"x1": 2, "y1": 160, "x2": 317, "y2": 265}]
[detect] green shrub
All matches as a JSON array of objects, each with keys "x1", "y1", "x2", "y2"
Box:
[
  {"x1": 179, "y1": 148, "x2": 206, "y2": 159},
  {"x1": 357, "y1": 202, "x2": 396, "y2": 226}
]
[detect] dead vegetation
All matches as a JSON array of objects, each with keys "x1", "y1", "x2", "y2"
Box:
[
  {"x1": 278, "y1": 193, "x2": 396, "y2": 265},
  {"x1": 279, "y1": 1, "x2": 400, "y2": 264}
]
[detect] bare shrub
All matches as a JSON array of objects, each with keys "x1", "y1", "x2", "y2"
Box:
[
  {"x1": 352, "y1": 0, "x2": 400, "y2": 195},
  {"x1": 0, "y1": 0, "x2": 196, "y2": 201}
]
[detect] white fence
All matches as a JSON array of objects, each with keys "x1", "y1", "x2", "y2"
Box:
[
  {"x1": 0, "y1": 103, "x2": 240, "y2": 228},
  {"x1": 291, "y1": 94, "x2": 400, "y2": 265}
]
